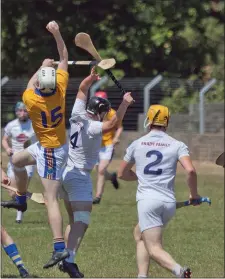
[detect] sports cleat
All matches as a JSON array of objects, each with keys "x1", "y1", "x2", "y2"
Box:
[
  {"x1": 1, "y1": 200, "x2": 27, "y2": 212},
  {"x1": 16, "y1": 220, "x2": 22, "y2": 224},
  {"x1": 58, "y1": 260, "x2": 84, "y2": 278},
  {"x1": 43, "y1": 250, "x2": 69, "y2": 269},
  {"x1": 181, "y1": 267, "x2": 192, "y2": 278},
  {"x1": 111, "y1": 172, "x2": 119, "y2": 189},
  {"x1": 18, "y1": 266, "x2": 30, "y2": 278},
  {"x1": 93, "y1": 197, "x2": 101, "y2": 204}
]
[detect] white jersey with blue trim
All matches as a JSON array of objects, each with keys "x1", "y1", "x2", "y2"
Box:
[
  {"x1": 123, "y1": 130, "x2": 190, "y2": 202},
  {"x1": 4, "y1": 119, "x2": 36, "y2": 153},
  {"x1": 66, "y1": 99, "x2": 103, "y2": 170}
]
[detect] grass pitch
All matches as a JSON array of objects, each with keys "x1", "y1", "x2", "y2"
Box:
[{"x1": 1, "y1": 161, "x2": 224, "y2": 278}]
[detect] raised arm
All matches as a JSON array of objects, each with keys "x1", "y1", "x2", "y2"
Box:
[
  {"x1": 76, "y1": 67, "x2": 100, "y2": 102},
  {"x1": 102, "y1": 92, "x2": 134, "y2": 133},
  {"x1": 112, "y1": 125, "x2": 123, "y2": 145},
  {"x1": 46, "y1": 21, "x2": 68, "y2": 72}
]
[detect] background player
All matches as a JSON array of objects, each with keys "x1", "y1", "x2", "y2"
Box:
[
  {"x1": 59, "y1": 67, "x2": 134, "y2": 277},
  {"x1": 118, "y1": 104, "x2": 201, "y2": 278},
  {"x1": 1, "y1": 168, "x2": 30, "y2": 278},
  {"x1": 2, "y1": 101, "x2": 36, "y2": 224},
  {"x1": 93, "y1": 91, "x2": 123, "y2": 204},
  {"x1": 1, "y1": 21, "x2": 70, "y2": 268}
]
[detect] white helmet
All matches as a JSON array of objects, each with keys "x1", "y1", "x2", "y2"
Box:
[{"x1": 37, "y1": 67, "x2": 56, "y2": 93}]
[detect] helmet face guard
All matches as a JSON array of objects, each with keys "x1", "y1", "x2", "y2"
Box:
[{"x1": 37, "y1": 67, "x2": 56, "y2": 94}]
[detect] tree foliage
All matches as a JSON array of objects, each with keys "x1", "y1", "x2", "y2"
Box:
[{"x1": 1, "y1": 0, "x2": 224, "y2": 82}]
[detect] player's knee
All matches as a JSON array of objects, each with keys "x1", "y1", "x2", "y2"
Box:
[
  {"x1": 11, "y1": 154, "x2": 25, "y2": 169},
  {"x1": 148, "y1": 244, "x2": 161, "y2": 258},
  {"x1": 73, "y1": 211, "x2": 90, "y2": 226}
]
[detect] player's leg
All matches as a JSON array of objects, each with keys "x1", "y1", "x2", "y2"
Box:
[
  {"x1": 104, "y1": 147, "x2": 119, "y2": 189},
  {"x1": 42, "y1": 177, "x2": 69, "y2": 268},
  {"x1": 1, "y1": 149, "x2": 36, "y2": 212},
  {"x1": 60, "y1": 168, "x2": 93, "y2": 277},
  {"x1": 93, "y1": 159, "x2": 111, "y2": 204},
  {"x1": 15, "y1": 166, "x2": 35, "y2": 223},
  {"x1": 139, "y1": 200, "x2": 191, "y2": 278},
  {"x1": 133, "y1": 224, "x2": 150, "y2": 278},
  {"x1": 1, "y1": 225, "x2": 29, "y2": 277},
  {"x1": 41, "y1": 144, "x2": 69, "y2": 269}
]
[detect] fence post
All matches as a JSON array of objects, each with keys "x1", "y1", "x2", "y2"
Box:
[
  {"x1": 1, "y1": 76, "x2": 9, "y2": 87},
  {"x1": 144, "y1": 75, "x2": 163, "y2": 115},
  {"x1": 199, "y1": 78, "x2": 216, "y2": 134},
  {"x1": 90, "y1": 75, "x2": 109, "y2": 97}
]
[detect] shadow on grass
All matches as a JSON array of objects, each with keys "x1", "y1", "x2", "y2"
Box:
[
  {"x1": 22, "y1": 220, "x2": 46, "y2": 225},
  {"x1": 2, "y1": 275, "x2": 39, "y2": 278}
]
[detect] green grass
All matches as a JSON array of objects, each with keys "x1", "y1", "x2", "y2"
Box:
[{"x1": 1, "y1": 169, "x2": 224, "y2": 278}]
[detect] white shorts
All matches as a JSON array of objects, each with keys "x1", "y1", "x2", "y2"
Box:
[
  {"x1": 97, "y1": 144, "x2": 114, "y2": 163},
  {"x1": 137, "y1": 199, "x2": 176, "y2": 232},
  {"x1": 60, "y1": 166, "x2": 93, "y2": 202},
  {"x1": 27, "y1": 142, "x2": 68, "y2": 180},
  {"x1": 7, "y1": 161, "x2": 34, "y2": 178}
]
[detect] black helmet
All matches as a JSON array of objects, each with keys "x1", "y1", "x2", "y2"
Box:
[{"x1": 86, "y1": 96, "x2": 111, "y2": 115}]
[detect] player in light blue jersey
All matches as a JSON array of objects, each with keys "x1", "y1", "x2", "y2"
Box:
[{"x1": 118, "y1": 105, "x2": 201, "y2": 278}]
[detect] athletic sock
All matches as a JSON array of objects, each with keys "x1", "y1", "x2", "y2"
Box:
[
  {"x1": 65, "y1": 249, "x2": 76, "y2": 263},
  {"x1": 53, "y1": 238, "x2": 65, "y2": 252},
  {"x1": 172, "y1": 263, "x2": 182, "y2": 277},
  {"x1": 3, "y1": 243, "x2": 24, "y2": 269},
  {"x1": 16, "y1": 211, "x2": 23, "y2": 221}
]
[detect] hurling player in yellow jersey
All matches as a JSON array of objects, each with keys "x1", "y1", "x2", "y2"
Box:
[
  {"x1": 1, "y1": 21, "x2": 70, "y2": 268},
  {"x1": 93, "y1": 91, "x2": 123, "y2": 204}
]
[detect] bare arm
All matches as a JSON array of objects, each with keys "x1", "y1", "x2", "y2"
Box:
[
  {"x1": 179, "y1": 156, "x2": 199, "y2": 199},
  {"x1": 46, "y1": 21, "x2": 68, "y2": 72},
  {"x1": 112, "y1": 126, "x2": 123, "y2": 144},
  {"x1": 102, "y1": 93, "x2": 133, "y2": 133},
  {"x1": 2, "y1": 134, "x2": 13, "y2": 156},
  {"x1": 77, "y1": 67, "x2": 100, "y2": 102},
  {"x1": 117, "y1": 160, "x2": 137, "y2": 181}
]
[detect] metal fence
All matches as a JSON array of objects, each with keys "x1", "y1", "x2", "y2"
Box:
[{"x1": 1, "y1": 76, "x2": 223, "y2": 133}]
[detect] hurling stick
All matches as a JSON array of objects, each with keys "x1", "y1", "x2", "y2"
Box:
[
  {"x1": 75, "y1": 33, "x2": 126, "y2": 95},
  {"x1": 53, "y1": 59, "x2": 116, "y2": 70},
  {"x1": 176, "y1": 197, "x2": 211, "y2": 209},
  {"x1": 215, "y1": 152, "x2": 224, "y2": 167},
  {"x1": 1, "y1": 183, "x2": 45, "y2": 204}
]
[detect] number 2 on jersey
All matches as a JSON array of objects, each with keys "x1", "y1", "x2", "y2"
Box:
[{"x1": 144, "y1": 150, "x2": 163, "y2": 175}]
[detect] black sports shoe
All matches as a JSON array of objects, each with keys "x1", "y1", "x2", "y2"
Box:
[
  {"x1": 93, "y1": 197, "x2": 101, "y2": 204},
  {"x1": 18, "y1": 266, "x2": 30, "y2": 278},
  {"x1": 111, "y1": 172, "x2": 119, "y2": 189},
  {"x1": 16, "y1": 220, "x2": 22, "y2": 224},
  {"x1": 1, "y1": 200, "x2": 27, "y2": 212},
  {"x1": 58, "y1": 260, "x2": 84, "y2": 278},
  {"x1": 181, "y1": 267, "x2": 192, "y2": 278},
  {"x1": 43, "y1": 250, "x2": 69, "y2": 269}
]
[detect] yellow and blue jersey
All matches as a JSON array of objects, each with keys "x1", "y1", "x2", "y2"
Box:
[
  {"x1": 102, "y1": 108, "x2": 123, "y2": 147},
  {"x1": 23, "y1": 69, "x2": 69, "y2": 148}
]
